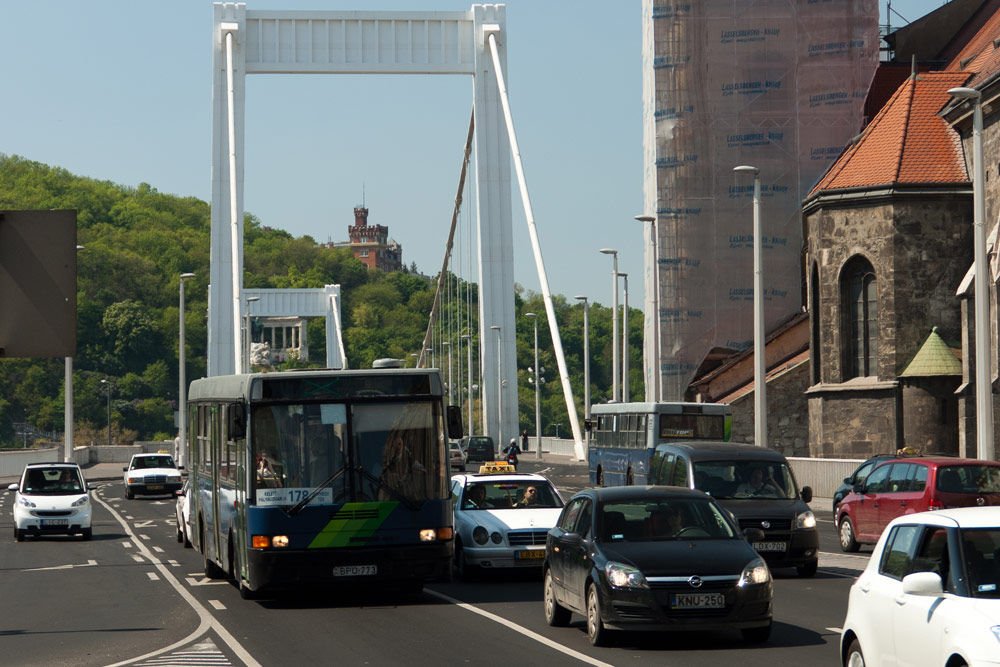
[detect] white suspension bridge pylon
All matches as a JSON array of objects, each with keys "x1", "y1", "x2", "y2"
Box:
[{"x1": 208, "y1": 3, "x2": 585, "y2": 460}]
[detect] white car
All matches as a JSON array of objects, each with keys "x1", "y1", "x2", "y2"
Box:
[
  {"x1": 123, "y1": 452, "x2": 183, "y2": 499},
  {"x1": 9, "y1": 462, "x2": 93, "y2": 541},
  {"x1": 450, "y1": 469, "x2": 564, "y2": 579},
  {"x1": 174, "y1": 478, "x2": 192, "y2": 547},
  {"x1": 449, "y1": 441, "x2": 467, "y2": 471},
  {"x1": 841, "y1": 506, "x2": 1000, "y2": 667}
]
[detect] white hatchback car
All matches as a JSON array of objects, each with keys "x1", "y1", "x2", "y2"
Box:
[
  {"x1": 450, "y1": 469, "x2": 564, "y2": 579},
  {"x1": 174, "y1": 478, "x2": 192, "y2": 547},
  {"x1": 9, "y1": 462, "x2": 93, "y2": 541},
  {"x1": 123, "y1": 452, "x2": 183, "y2": 499},
  {"x1": 841, "y1": 507, "x2": 1000, "y2": 667}
]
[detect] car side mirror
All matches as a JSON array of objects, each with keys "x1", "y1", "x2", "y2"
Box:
[
  {"x1": 178, "y1": 465, "x2": 185, "y2": 471},
  {"x1": 800, "y1": 486, "x2": 813, "y2": 503},
  {"x1": 843, "y1": 476, "x2": 852, "y2": 485},
  {"x1": 743, "y1": 527, "x2": 766, "y2": 543},
  {"x1": 853, "y1": 483, "x2": 865, "y2": 494},
  {"x1": 7, "y1": 483, "x2": 18, "y2": 491},
  {"x1": 901, "y1": 571, "x2": 943, "y2": 596},
  {"x1": 122, "y1": 466, "x2": 128, "y2": 472}
]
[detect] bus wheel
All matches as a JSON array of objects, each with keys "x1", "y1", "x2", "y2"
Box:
[{"x1": 626, "y1": 468, "x2": 634, "y2": 486}]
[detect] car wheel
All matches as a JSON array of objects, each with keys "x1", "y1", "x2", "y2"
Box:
[
  {"x1": 183, "y1": 524, "x2": 192, "y2": 548},
  {"x1": 839, "y1": 516, "x2": 860, "y2": 553},
  {"x1": 176, "y1": 520, "x2": 184, "y2": 543},
  {"x1": 543, "y1": 569, "x2": 571, "y2": 627},
  {"x1": 742, "y1": 621, "x2": 772, "y2": 644},
  {"x1": 586, "y1": 584, "x2": 610, "y2": 647},
  {"x1": 125, "y1": 487, "x2": 134, "y2": 500},
  {"x1": 14, "y1": 528, "x2": 24, "y2": 542},
  {"x1": 797, "y1": 558, "x2": 818, "y2": 577},
  {"x1": 844, "y1": 637, "x2": 865, "y2": 667},
  {"x1": 81, "y1": 528, "x2": 92, "y2": 541}
]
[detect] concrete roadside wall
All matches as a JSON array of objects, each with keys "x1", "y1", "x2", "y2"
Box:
[{"x1": 0, "y1": 447, "x2": 60, "y2": 478}]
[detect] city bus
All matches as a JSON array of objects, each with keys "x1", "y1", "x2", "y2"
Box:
[
  {"x1": 185, "y1": 367, "x2": 462, "y2": 598},
  {"x1": 588, "y1": 401, "x2": 732, "y2": 487}
]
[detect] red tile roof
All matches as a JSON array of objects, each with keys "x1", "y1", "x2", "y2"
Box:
[
  {"x1": 945, "y1": 2, "x2": 1000, "y2": 84},
  {"x1": 809, "y1": 71, "x2": 970, "y2": 197}
]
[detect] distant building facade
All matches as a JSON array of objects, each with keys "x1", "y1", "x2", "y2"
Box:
[{"x1": 334, "y1": 206, "x2": 402, "y2": 272}]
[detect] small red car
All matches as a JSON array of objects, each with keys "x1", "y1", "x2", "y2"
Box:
[{"x1": 836, "y1": 456, "x2": 1000, "y2": 551}]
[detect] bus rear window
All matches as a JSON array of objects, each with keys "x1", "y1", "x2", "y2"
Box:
[{"x1": 659, "y1": 414, "x2": 727, "y2": 440}]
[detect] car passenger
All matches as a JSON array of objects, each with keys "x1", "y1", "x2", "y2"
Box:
[
  {"x1": 464, "y1": 484, "x2": 491, "y2": 509},
  {"x1": 518, "y1": 485, "x2": 539, "y2": 507}
]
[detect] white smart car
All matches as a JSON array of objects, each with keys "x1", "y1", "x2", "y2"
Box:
[
  {"x1": 9, "y1": 462, "x2": 93, "y2": 541},
  {"x1": 123, "y1": 452, "x2": 183, "y2": 499},
  {"x1": 841, "y1": 506, "x2": 1000, "y2": 667},
  {"x1": 450, "y1": 467, "x2": 564, "y2": 579}
]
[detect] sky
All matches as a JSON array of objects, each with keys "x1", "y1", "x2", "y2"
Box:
[{"x1": 1, "y1": 0, "x2": 949, "y2": 308}]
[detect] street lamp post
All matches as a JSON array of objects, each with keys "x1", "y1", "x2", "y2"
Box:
[
  {"x1": 100, "y1": 379, "x2": 112, "y2": 447},
  {"x1": 635, "y1": 214, "x2": 660, "y2": 402},
  {"x1": 734, "y1": 165, "x2": 767, "y2": 447},
  {"x1": 600, "y1": 248, "x2": 620, "y2": 402},
  {"x1": 490, "y1": 325, "x2": 503, "y2": 447},
  {"x1": 442, "y1": 341, "x2": 454, "y2": 404},
  {"x1": 244, "y1": 295, "x2": 260, "y2": 372},
  {"x1": 461, "y1": 333, "x2": 473, "y2": 435},
  {"x1": 64, "y1": 244, "x2": 85, "y2": 463},
  {"x1": 178, "y1": 272, "x2": 195, "y2": 469},
  {"x1": 620, "y1": 272, "x2": 630, "y2": 403},
  {"x1": 949, "y1": 86, "x2": 995, "y2": 460},
  {"x1": 575, "y1": 295, "x2": 591, "y2": 447},
  {"x1": 525, "y1": 312, "x2": 543, "y2": 459}
]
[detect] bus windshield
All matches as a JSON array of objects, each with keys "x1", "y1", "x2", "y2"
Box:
[{"x1": 251, "y1": 400, "x2": 446, "y2": 506}]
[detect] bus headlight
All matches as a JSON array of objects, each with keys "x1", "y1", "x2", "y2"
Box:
[
  {"x1": 419, "y1": 529, "x2": 436, "y2": 542},
  {"x1": 271, "y1": 535, "x2": 289, "y2": 548},
  {"x1": 251, "y1": 535, "x2": 289, "y2": 548}
]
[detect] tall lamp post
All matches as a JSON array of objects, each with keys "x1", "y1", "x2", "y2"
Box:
[
  {"x1": 620, "y1": 272, "x2": 630, "y2": 403},
  {"x1": 949, "y1": 86, "x2": 995, "y2": 460},
  {"x1": 64, "y1": 244, "x2": 84, "y2": 463},
  {"x1": 575, "y1": 295, "x2": 591, "y2": 446},
  {"x1": 461, "y1": 333, "x2": 474, "y2": 436},
  {"x1": 525, "y1": 312, "x2": 543, "y2": 459},
  {"x1": 490, "y1": 325, "x2": 503, "y2": 447},
  {"x1": 734, "y1": 165, "x2": 767, "y2": 447},
  {"x1": 243, "y1": 295, "x2": 260, "y2": 372},
  {"x1": 600, "y1": 248, "x2": 620, "y2": 402},
  {"x1": 178, "y1": 272, "x2": 195, "y2": 468},
  {"x1": 100, "y1": 378, "x2": 112, "y2": 447},
  {"x1": 442, "y1": 341, "x2": 454, "y2": 404},
  {"x1": 635, "y1": 214, "x2": 660, "y2": 402}
]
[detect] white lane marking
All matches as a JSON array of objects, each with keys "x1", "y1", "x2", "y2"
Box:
[
  {"x1": 817, "y1": 518, "x2": 836, "y2": 524},
  {"x1": 426, "y1": 589, "x2": 614, "y2": 667},
  {"x1": 24, "y1": 559, "x2": 98, "y2": 572},
  {"x1": 208, "y1": 600, "x2": 226, "y2": 611},
  {"x1": 134, "y1": 520, "x2": 155, "y2": 528},
  {"x1": 828, "y1": 627, "x2": 843, "y2": 633},
  {"x1": 139, "y1": 534, "x2": 150, "y2": 540},
  {"x1": 185, "y1": 576, "x2": 229, "y2": 587},
  {"x1": 147, "y1": 572, "x2": 160, "y2": 581},
  {"x1": 132, "y1": 555, "x2": 145, "y2": 563},
  {"x1": 91, "y1": 493, "x2": 261, "y2": 667},
  {"x1": 122, "y1": 541, "x2": 133, "y2": 548},
  {"x1": 167, "y1": 560, "x2": 180, "y2": 568},
  {"x1": 152, "y1": 546, "x2": 164, "y2": 553},
  {"x1": 125, "y1": 515, "x2": 134, "y2": 520}
]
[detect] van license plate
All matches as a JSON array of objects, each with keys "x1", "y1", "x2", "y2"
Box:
[{"x1": 333, "y1": 565, "x2": 377, "y2": 577}]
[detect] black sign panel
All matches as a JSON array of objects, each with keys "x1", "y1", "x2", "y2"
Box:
[{"x1": 0, "y1": 210, "x2": 77, "y2": 357}]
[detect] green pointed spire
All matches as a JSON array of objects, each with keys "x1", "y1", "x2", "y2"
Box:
[{"x1": 899, "y1": 327, "x2": 961, "y2": 377}]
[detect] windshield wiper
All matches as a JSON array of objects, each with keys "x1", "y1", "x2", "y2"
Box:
[
  {"x1": 286, "y1": 466, "x2": 348, "y2": 516},
  {"x1": 355, "y1": 466, "x2": 422, "y2": 511}
]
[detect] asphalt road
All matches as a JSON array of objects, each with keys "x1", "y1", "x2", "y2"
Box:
[{"x1": 0, "y1": 459, "x2": 868, "y2": 667}]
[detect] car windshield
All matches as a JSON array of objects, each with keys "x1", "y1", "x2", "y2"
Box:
[
  {"x1": 961, "y1": 528, "x2": 1000, "y2": 598},
  {"x1": 692, "y1": 460, "x2": 798, "y2": 499},
  {"x1": 461, "y1": 480, "x2": 562, "y2": 510},
  {"x1": 599, "y1": 498, "x2": 737, "y2": 542},
  {"x1": 23, "y1": 468, "x2": 84, "y2": 495},
  {"x1": 936, "y1": 465, "x2": 1000, "y2": 494},
  {"x1": 132, "y1": 456, "x2": 176, "y2": 469}
]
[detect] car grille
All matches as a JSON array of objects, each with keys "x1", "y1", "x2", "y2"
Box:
[
  {"x1": 143, "y1": 475, "x2": 167, "y2": 484},
  {"x1": 738, "y1": 518, "x2": 791, "y2": 531},
  {"x1": 34, "y1": 510, "x2": 72, "y2": 517},
  {"x1": 508, "y1": 530, "x2": 549, "y2": 546}
]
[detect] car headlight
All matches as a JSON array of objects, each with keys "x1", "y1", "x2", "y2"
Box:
[
  {"x1": 795, "y1": 510, "x2": 816, "y2": 530},
  {"x1": 740, "y1": 558, "x2": 771, "y2": 587},
  {"x1": 472, "y1": 526, "x2": 489, "y2": 545},
  {"x1": 18, "y1": 497, "x2": 36, "y2": 508},
  {"x1": 604, "y1": 561, "x2": 648, "y2": 589},
  {"x1": 71, "y1": 496, "x2": 89, "y2": 507},
  {"x1": 127, "y1": 476, "x2": 142, "y2": 484}
]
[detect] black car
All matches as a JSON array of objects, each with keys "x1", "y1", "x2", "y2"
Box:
[
  {"x1": 831, "y1": 453, "x2": 908, "y2": 513},
  {"x1": 544, "y1": 486, "x2": 773, "y2": 647},
  {"x1": 462, "y1": 435, "x2": 496, "y2": 463},
  {"x1": 648, "y1": 441, "x2": 819, "y2": 576}
]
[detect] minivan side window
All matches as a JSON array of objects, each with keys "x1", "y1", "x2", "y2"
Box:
[
  {"x1": 879, "y1": 524, "x2": 921, "y2": 580},
  {"x1": 864, "y1": 464, "x2": 892, "y2": 494},
  {"x1": 887, "y1": 463, "x2": 914, "y2": 493}
]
